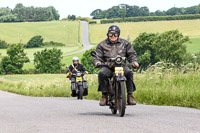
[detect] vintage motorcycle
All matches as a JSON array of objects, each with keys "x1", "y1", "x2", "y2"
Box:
[
  {"x1": 91, "y1": 51, "x2": 130, "y2": 117},
  {"x1": 67, "y1": 67, "x2": 88, "y2": 100}
]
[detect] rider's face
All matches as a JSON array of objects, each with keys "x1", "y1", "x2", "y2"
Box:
[
  {"x1": 108, "y1": 30, "x2": 118, "y2": 42},
  {"x1": 74, "y1": 60, "x2": 78, "y2": 64}
]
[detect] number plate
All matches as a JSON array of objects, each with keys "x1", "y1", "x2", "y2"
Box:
[
  {"x1": 76, "y1": 77, "x2": 82, "y2": 81},
  {"x1": 115, "y1": 67, "x2": 124, "y2": 76}
]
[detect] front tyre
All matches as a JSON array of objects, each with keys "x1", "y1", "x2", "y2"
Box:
[
  {"x1": 78, "y1": 86, "x2": 83, "y2": 100},
  {"x1": 118, "y1": 81, "x2": 126, "y2": 117}
]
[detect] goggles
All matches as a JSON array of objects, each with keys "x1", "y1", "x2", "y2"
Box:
[{"x1": 108, "y1": 32, "x2": 118, "y2": 37}]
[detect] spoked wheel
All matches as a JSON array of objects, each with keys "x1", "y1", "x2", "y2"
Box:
[
  {"x1": 118, "y1": 81, "x2": 126, "y2": 117},
  {"x1": 77, "y1": 86, "x2": 83, "y2": 100}
]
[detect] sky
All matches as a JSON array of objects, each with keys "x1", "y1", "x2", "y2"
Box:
[{"x1": 0, "y1": 0, "x2": 200, "y2": 19}]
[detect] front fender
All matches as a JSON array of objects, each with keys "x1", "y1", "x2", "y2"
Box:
[
  {"x1": 77, "y1": 82, "x2": 83, "y2": 86},
  {"x1": 116, "y1": 76, "x2": 127, "y2": 81}
]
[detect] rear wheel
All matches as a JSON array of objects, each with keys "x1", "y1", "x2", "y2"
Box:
[{"x1": 118, "y1": 81, "x2": 126, "y2": 117}]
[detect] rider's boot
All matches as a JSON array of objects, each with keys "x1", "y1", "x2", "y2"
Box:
[
  {"x1": 127, "y1": 94, "x2": 136, "y2": 105},
  {"x1": 99, "y1": 94, "x2": 107, "y2": 106}
]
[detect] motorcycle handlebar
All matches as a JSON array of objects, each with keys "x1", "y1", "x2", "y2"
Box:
[{"x1": 96, "y1": 63, "x2": 137, "y2": 69}]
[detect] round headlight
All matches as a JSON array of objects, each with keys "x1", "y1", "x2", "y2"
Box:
[{"x1": 116, "y1": 57, "x2": 122, "y2": 63}]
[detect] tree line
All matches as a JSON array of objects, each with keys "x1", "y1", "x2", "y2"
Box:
[
  {"x1": 90, "y1": 4, "x2": 200, "y2": 19},
  {"x1": 0, "y1": 3, "x2": 60, "y2": 22}
]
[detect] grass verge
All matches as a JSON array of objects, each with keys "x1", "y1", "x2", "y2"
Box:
[{"x1": 0, "y1": 71, "x2": 199, "y2": 109}]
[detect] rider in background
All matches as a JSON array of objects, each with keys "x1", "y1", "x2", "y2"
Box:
[
  {"x1": 92, "y1": 25, "x2": 139, "y2": 106},
  {"x1": 66, "y1": 56, "x2": 88, "y2": 96}
]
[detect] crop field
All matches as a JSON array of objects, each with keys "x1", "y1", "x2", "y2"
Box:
[
  {"x1": 89, "y1": 20, "x2": 200, "y2": 53},
  {"x1": 0, "y1": 70, "x2": 200, "y2": 109}
]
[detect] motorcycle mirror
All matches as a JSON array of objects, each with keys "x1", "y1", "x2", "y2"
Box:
[{"x1": 90, "y1": 51, "x2": 97, "y2": 57}]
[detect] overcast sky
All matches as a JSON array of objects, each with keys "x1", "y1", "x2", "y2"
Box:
[{"x1": 0, "y1": 0, "x2": 200, "y2": 18}]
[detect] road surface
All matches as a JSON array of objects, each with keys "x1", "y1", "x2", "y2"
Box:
[
  {"x1": 0, "y1": 90, "x2": 200, "y2": 133},
  {"x1": 62, "y1": 21, "x2": 94, "y2": 56}
]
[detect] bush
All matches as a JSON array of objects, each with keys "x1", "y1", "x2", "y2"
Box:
[
  {"x1": 34, "y1": 48, "x2": 63, "y2": 73},
  {"x1": 26, "y1": 35, "x2": 43, "y2": 48},
  {"x1": 1, "y1": 43, "x2": 29, "y2": 74},
  {"x1": 43, "y1": 41, "x2": 65, "y2": 47},
  {"x1": 81, "y1": 48, "x2": 99, "y2": 74},
  {"x1": 0, "y1": 39, "x2": 8, "y2": 49},
  {"x1": 89, "y1": 21, "x2": 97, "y2": 24},
  {"x1": 133, "y1": 30, "x2": 190, "y2": 70}
]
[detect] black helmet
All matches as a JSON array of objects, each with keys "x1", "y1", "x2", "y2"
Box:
[{"x1": 107, "y1": 25, "x2": 120, "y2": 37}]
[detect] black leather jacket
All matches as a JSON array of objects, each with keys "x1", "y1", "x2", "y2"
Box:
[
  {"x1": 93, "y1": 38, "x2": 138, "y2": 65},
  {"x1": 67, "y1": 64, "x2": 86, "y2": 74}
]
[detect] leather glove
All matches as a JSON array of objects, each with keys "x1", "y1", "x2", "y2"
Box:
[
  {"x1": 66, "y1": 72, "x2": 70, "y2": 77},
  {"x1": 85, "y1": 71, "x2": 88, "y2": 74}
]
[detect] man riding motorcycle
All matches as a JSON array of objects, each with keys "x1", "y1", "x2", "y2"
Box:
[
  {"x1": 92, "y1": 25, "x2": 139, "y2": 106},
  {"x1": 66, "y1": 56, "x2": 88, "y2": 97}
]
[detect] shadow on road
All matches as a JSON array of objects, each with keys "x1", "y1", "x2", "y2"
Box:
[{"x1": 78, "y1": 112, "x2": 134, "y2": 117}]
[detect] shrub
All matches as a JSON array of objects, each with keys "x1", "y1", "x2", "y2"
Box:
[
  {"x1": 81, "y1": 48, "x2": 99, "y2": 74},
  {"x1": 0, "y1": 39, "x2": 9, "y2": 49},
  {"x1": 43, "y1": 41, "x2": 65, "y2": 47},
  {"x1": 1, "y1": 43, "x2": 29, "y2": 74},
  {"x1": 26, "y1": 35, "x2": 43, "y2": 48},
  {"x1": 89, "y1": 21, "x2": 97, "y2": 24},
  {"x1": 34, "y1": 48, "x2": 63, "y2": 73}
]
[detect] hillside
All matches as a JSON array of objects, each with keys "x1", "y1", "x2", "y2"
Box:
[
  {"x1": 0, "y1": 21, "x2": 80, "y2": 46},
  {"x1": 89, "y1": 20, "x2": 200, "y2": 53}
]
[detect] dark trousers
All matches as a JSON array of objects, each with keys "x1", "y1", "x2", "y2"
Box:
[{"x1": 98, "y1": 66, "x2": 136, "y2": 94}]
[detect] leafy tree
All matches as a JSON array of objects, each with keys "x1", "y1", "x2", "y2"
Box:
[
  {"x1": 184, "y1": 6, "x2": 197, "y2": 14},
  {"x1": 81, "y1": 48, "x2": 98, "y2": 74},
  {"x1": 34, "y1": 48, "x2": 63, "y2": 73},
  {"x1": 154, "y1": 10, "x2": 166, "y2": 16},
  {"x1": 133, "y1": 33, "x2": 159, "y2": 69},
  {"x1": 0, "y1": 7, "x2": 10, "y2": 17},
  {"x1": 133, "y1": 30, "x2": 190, "y2": 70},
  {"x1": 0, "y1": 3, "x2": 60, "y2": 22},
  {"x1": 13, "y1": 3, "x2": 25, "y2": 22},
  {"x1": 90, "y1": 9, "x2": 102, "y2": 19},
  {"x1": 26, "y1": 35, "x2": 43, "y2": 48},
  {"x1": 48, "y1": 6, "x2": 60, "y2": 20},
  {"x1": 196, "y1": 4, "x2": 200, "y2": 14},
  {"x1": 1, "y1": 43, "x2": 29, "y2": 74},
  {"x1": 166, "y1": 7, "x2": 184, "y2": 15},
  {"x1": 153, "y1": 30, "x2": 189, "y2": 63},
  {"x1": 0, "y1": 40, "x2": 9, "y2": 49},
  {"x1": 67, "y1": 15, "x2": 76, "y2": 20}
]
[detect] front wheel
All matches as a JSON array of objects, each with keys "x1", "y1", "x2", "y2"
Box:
[
  {"x1": 78, "y1": 86, "x2": 83, "y2": 100},
  {"x1": 118, "y1": 81, "x2": 126, "y2": 117}
]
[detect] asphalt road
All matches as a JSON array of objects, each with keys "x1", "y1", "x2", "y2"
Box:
[
  {"x1": 62, "y1": 21, "x2": 94, "y2": 56},
  {"x1": 0, "y1": 90, "x2": 200, "y2": 133}
]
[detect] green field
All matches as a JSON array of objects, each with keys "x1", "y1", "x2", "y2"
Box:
[
  {"x1": 89, "y1": 20, "x2": 200, "y2": 53},
  {"x1": 0, "y1": 21, "x2": 80, "y2": 45},
  {"x1": 186, "y1": 38, "x2": 200, "y2": 53},
  {"x1": 0, "y1": 70, "x2": 200, "y2": 109},
  {"x1": 0, "y1": 21, "x2": 83, "y2": 69}
]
